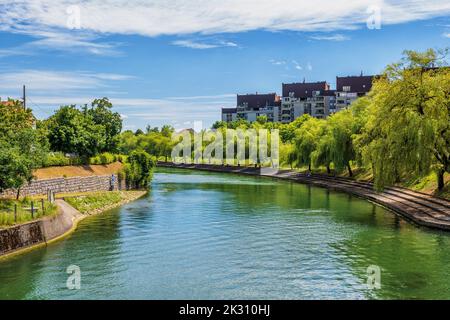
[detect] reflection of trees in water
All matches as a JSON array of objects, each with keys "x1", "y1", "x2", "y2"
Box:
[
  {"x1": 0, "y1": 209, "x2": 122, "y2": 299},
  {"x1": 158, "y1": 179, "x2": 331, "y2": 214},
  {"x1": 329, "y1": 208, "x2": 450, "y2": 299}
]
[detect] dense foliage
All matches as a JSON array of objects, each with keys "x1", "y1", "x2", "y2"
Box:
[
  {"x1": 44, "y1": 98, "x2": 122, "y2": 158},
  {"x1": 211, "y1": 49, "x2": 449, "y2": 191},
  {"x1": 0, "y1": 49, "x2": 447, "y2": 195},
  {"x1": 0, "y1": 101, "x2": 47, "y2": 196},
  {"x1": 121, "y1": 151, "x2": 156, "y2": 189}
]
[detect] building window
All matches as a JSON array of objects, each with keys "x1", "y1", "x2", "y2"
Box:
[{"x1": 343, "y1": 86, "x2": 351, "y2": 92}]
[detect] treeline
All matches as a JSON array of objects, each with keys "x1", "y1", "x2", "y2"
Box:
[
  {"x1": 0, "y1": 49, "x2": 447, "y2": 195},
  {"x1": 0, "y1": 98, "x2": 156, "y2": 195},
  {"x1": 212, "y1": 49, "x2": 449, "y2": 191}
]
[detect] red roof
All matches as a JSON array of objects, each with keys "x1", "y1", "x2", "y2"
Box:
[{"x1": 0, "y1": 100, "x2": 16, "y2": 107}]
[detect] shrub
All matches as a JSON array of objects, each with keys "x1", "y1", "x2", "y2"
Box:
[
  {"x1": 89, "y1": 152, "x2": 119, "y2": 165},
  {"x1": 99, "y1": 152, "x2": 115, "y2": 165},
  {"x1": 121, "y1": 151, "x2": 155, "y2": 190},
  {"x1": 42, "y1": 152, "x2": 71, "y2": 167}
]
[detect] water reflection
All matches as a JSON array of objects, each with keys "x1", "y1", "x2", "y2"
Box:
[{"x1": 0, "y1": 168, "x2": 449, "y2": 299}]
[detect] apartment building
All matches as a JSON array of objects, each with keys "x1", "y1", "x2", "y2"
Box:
[
  {"x1": 281, "y1": 81, "x2": 336, "y2": 121},
  {"x1": 221, "y1": 108, "x2": 237, "y2": 122},
  {"x1": 222, "y1": 93, "x2": 281, "y2": 123},
  {"x1": 221, "y1": 75, "x2": 374, "y2": 123},
  {"x1": 335, "y1": 75, "x2": 374, "y2": 112}
]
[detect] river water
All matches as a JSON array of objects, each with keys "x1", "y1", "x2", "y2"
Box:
[{"x1": 0, "y1": 168, "x2": 449, "y2": 299}]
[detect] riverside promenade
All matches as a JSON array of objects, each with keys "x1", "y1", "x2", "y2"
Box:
[{"x1": 158, "y1": 162, "x2": 450, "y2": 231}]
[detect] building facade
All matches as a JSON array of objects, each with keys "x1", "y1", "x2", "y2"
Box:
[
  {"x1": 335, "y1": 75, "x2": 374, "y2": 112},
  {"x1": 281, "y1": 82, "x2": 336, "y2": 121},
  {"x1": 222, "y1": 93, "x2": 281, "y2": 123},
  {"x1": 221, "y1": 75, "x2": 374, "y2": 123}
]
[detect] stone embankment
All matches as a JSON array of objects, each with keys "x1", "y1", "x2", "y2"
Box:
[
  {"x1": 0, "y1": 175, "x2": 124, "y2": 199},
  {"x1": 158, "y1": 162, "x2": 450, "y2": 231},
  {"x1": 0, "y1": 191, "x2": 147, "y2": 258}
]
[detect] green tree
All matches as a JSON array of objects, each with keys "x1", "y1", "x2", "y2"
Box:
[
  {"x1": 327, "y1": 109, "x2": 359, "y2": 176},
  {"x1": 45, "y1": 105, "x2": 106, "y2": 158},
  {"x1": 123, "y1": 150, "x2": 156, "y2": 189},
  {"x1": 311, "y1": 124, "x2": 333, "y2": 174},
  {"x1": 356, "y1": 49, "x2": 450, "y2": 190},
  {"x1": 256, "y1": 115, "x2": 268, "y2": 125},
  {"x1": 88, "y1": 98, "x2": 122, "y2": 152},
  {"x1": 294, "y1": 117, "x2": 324, "y2": 171},
  {"x1": 0, "y1": 101, "x2": 46, "y2": 197}
]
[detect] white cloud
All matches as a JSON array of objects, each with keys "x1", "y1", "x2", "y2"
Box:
[
  {"x1": 1, "y1": 93, "x2": 234, "y2": 129},
  {"x1": 307, "y1": 62, "x2": 313, "y2": 71},
  {"x1": 443, "y1": 32, "x2": 450, "y2": 38},
  {"x1": 292, "y1": 60, "x2": 303, "y2": 70},
  {"x1": 0, "y1": 70, "x2": 134, "y2": 93},
  {"x1": 172, "y1": 39, "x2": 238, "y2": 49},
  {"x1": 270, "y1": 59, "x2": 286, "y2": 65},
  {"x1": 1, "y1": 1, "x2": 449, "y2": 39},
  {"x1": 0, "y1": 25, "x2": 121, "y2": 57},
  {"x1": 310, "y1": 34, "x2": 350, "y2": 41}
]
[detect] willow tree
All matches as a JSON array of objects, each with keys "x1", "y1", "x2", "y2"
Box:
[
  {"x1": 356, "y1": 49, "x2": 449, "y2": 190},
  {"x1": 311, "y1": 123, "x2": 333, "y2": 174},
  {"x1": 294, "y1": 117, "x2": 325, "y2": 171}
]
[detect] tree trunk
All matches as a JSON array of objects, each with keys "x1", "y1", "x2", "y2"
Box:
[
  {"x1": 347, "y1": 162, "x2": 353, "y2": 177},
  {"x1": 326, "y1": 165, "x2": 331, "y2": 175},
  {"x1": 308, "y1": 163, "x2": 311, "y2": 172},
  {"x1": 16, "y1": 188, "x2": 21, "y2": 200},
  {"x1": 437, "y1": 168, "x2": 445, "y2": 191}
]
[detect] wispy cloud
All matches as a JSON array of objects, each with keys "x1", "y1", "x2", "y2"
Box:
[
  {"x1": 309, "y1": 34, "x2": 350, "y2": 41},
  {"x1": 0, "y1": 70, "x2": 134, "y2": 93},
  {"x1": 443, "y1": 32, "x2": 450, "y2": 38},
  {"x1": 1, "y1": 1, "x2": 449, "y2": 46},
  {"x1": 292, "y1": 60, "x2": 303, "y2": 70},
  {"x1": 1, "y1": 93, "x2": 235, "y2": 130},
  {"x1": 269, "y1": 59, "x2": 286, "y2": 66},
  {"x1": 0, "y1": 25, "x2": 122, "y2": 57},
  {"x1": 172, "y1": 39, "x2": 238, "y2": 49}
]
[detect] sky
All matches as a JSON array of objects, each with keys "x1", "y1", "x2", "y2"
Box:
[{"x1": 0, "y1": 0, "x2": 449, "y2": 130}]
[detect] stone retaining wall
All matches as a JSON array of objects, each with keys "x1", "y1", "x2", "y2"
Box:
[
  {"x1": 0, "y1": 200, "x2": 81, "y2": 256},
  {"x1": 0, "y1": 175, "x2": 124, "y2": 198}
]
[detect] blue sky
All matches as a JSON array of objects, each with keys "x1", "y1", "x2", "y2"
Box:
[{"x1": 0, "y1": 1, "x2": 449, "y2": 130}]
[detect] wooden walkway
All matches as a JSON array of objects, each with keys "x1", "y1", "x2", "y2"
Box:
[{"x1": 157, "y1": 162, "x2": 450, "y2": 231}]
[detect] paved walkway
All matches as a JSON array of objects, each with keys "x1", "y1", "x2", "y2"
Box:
[{"x1": 158, "y1": 162, "x2": 450, "y2": 231}]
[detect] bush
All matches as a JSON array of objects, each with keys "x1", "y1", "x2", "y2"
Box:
[
  {"x1": 88, "y1": 153, "x2": 127, "y2": 165},
  {"x1": 42, "y1": 152, "x2": 71, "y2": 167},
  {"x1": 121, "y1": 151, "x2": 155, "y2": 190}
]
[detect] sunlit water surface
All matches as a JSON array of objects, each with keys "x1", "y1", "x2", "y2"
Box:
[{"x1": 1, "y1": 168, "x2": 450, "y2": 299}]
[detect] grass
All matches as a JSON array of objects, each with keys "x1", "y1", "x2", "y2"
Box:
[
  {"x1": 0, "y1": 198, "x2": 58, "y2": 228},
  {"x1": 64, "y1": 191, "x2": 131, "y2": 214}
]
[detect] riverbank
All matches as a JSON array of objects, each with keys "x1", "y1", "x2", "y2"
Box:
[
  {"x1": 157, "y1": 162, "x2": 450, "y2": 231},
  {"x1": 0, "y1": 190, "x2": 147, "y2": 259}
]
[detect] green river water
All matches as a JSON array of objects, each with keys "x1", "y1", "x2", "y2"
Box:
[{"x1": 0, "y1": 168, "x2": 449, "y2": 299}]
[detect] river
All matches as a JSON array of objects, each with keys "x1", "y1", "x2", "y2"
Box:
[{"x1": 0, "y1": 168, "x2": 449, "y2": 299}]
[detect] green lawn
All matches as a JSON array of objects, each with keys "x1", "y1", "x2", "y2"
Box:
[
  {"x1": 64, "y1": 191, "x2": 134, "y2": 214},
  {"x1": 0, "y1": 198, "x2": 57, "y2": 227}
]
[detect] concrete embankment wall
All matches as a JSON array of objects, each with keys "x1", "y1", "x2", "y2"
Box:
[
  {"x1": 0, "y1": 200, "x2": 81, "y2": 256},
  {"x1": 0, "y1": 175, "x2": 124, "y2": 198}
]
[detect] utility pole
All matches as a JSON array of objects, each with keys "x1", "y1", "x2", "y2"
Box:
[{"x1": 23, "y1": 85, "x2": 26, "y2": 110}]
